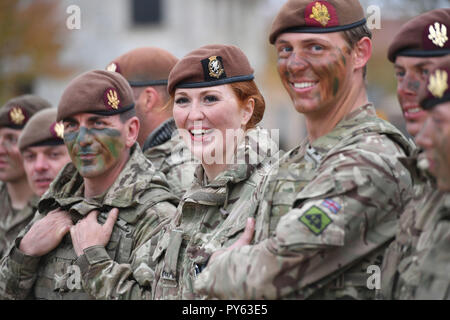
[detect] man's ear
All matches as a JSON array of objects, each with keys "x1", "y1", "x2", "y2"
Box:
[
  {"x1": 352, "y1": 36, "x2": 372, "y2": 73},
  {"x1": 141, "y1": 87, "x2": 160, "y2": 113},
  {"x1": 125, "y1": 116, "x2": 140, "y2": 147}
]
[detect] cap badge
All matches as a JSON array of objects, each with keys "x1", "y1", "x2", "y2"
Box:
[
  {"x1": 428, "y1": 69, "x2": 448, "y2": 99},
  {"x1": 428, "y1": 22, "x2": 448, "y2": 48},
  {"x1": 310, "y1": 2, "x2": 331, "y2": 27},
  {"x1": 54, "y1": 122, "x2": 65, "y2": 139},
  {"x1": 104, "y1": 88, "x2": 120, "y2": 110},
  {"x1": 106, "y1": 62, "x2": 118, "y2": 72},
  {"x1": 9, "y1": 107, "x2": 25, "y2": 125},
  {"x1": 208, "y1": 56, "x2": 224, "y2": 79}
]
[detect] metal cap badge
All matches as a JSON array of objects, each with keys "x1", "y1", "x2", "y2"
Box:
[
  {"x1": 202, "y1": 56, "x2": 227, "y2": 81},
  {"x1": 8, "y1": 106, "x2": 27, "y2": 126}
]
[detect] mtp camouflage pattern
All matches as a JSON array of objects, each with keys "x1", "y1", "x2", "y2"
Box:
[
  {"x1": 144, "y1": 132, "x2": 198, "y2": 199},
  {"x1": 195, "y1": 104, "x2": 414, "y2": 299},
  {"x1": 0, "y1": 182, "x2": 39, "y2": 259},
  {"x1": 0, "y1": 144, "x2": 178, "y2": 300},
  {"x1": 381, "y1": 149, "x2": 442, "y2": 299},
  {"x1": 415, "y1": 193, "x2": 450, "y2": 299},
  {"x1": 151, "y1": 127, "x2": 280, "y2": 299}
]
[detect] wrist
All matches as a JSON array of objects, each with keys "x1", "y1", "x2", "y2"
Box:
[{"x1": 18, "y1": 238, "x2": 39, "y2": 257}]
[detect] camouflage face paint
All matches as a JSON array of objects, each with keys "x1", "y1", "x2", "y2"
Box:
[
  {"x1": 276, "y1": 33, "x2": 353, "y2": 115},
  {"x1": 64, "y1": 126, "x2": 124, "y2": 178},
  {"x1": 312, "y1": 46, "x2": 350, "y2": 106}
]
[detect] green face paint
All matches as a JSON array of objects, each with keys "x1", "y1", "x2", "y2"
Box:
[{"x1": 65, "y1": 126, "x2": 124, "y2": 178}]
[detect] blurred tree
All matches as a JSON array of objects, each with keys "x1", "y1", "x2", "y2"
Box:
[{"x1": 0, "y1": 0, "x2": 70, "y2": 105}]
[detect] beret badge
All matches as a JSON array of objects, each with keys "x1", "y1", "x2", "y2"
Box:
[
  {"x1": 428, "y1": 69, "x2": 448, "y2": 98},
  {"x1": 51, "y1": 121, "x2": 65, "y2": 139},
  {"x1": 103, "y1": 88, "x2": 121, "y2": 110},
  {"x1": 428, "y1": 22, "x2": 448, "y2": 48},
  {"x1": 9, "y1": 106, "x2": 26, "y2": 125},
  {"x1": 106, "y1": 62, "x2": 118, "y2": 72},
  {"x1": 208, "y1": 56, "x2": 225, "y2": 79},
  {"x1": 310, "y1": 2, "x2": 331, "y2": 27}
]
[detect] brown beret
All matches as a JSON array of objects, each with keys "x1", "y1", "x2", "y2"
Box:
[
  {"x1": 167, "y1": 44, "x2": 254, "y2": 95},
  {"x1": 420, "y1": 56, "x2": 450, "y2": 110},
  {"x1": 57, "y1": 70, "x2": 135, "y2": 122},
  {"x1": 0, "y1": 94, "x2": 52, "y2": 129},
  {"x1": 269, "y1": 0, "x2": 366, "y2": 44},
  {"x1": 105, "y1": 47, "x2": 178, "y2": 87},
  {"x1": 18, "y1": 108, "x2": 65, "y2": 152},
  {"x1": 388, "y1": 8, "x2": 450, "y2": 63}
]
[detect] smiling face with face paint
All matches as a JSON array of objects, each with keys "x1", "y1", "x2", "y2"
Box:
[
  {"x1": 275, "y1": 32, "x2": 354, "y2": 117},
  {"x1": 63, "y1": 113, "x2": 131, "y2": 180},
  {"x1": 394, "y1": 56, "x2": 447, "y2": 138}
]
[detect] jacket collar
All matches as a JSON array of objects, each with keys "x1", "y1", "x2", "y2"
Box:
[{"x1": 38, "y1": 144, "x2": 158, "y2": 217}]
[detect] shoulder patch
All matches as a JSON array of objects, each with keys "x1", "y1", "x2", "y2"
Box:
[
  {"x1": 321, "y1": 198, "x2": 341, "y2": 214},
  {"x1": 299, "y1": 205, "x2": 333, "y2": 235}
]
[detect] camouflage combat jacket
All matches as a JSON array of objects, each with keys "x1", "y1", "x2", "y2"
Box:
[
  {"x1": 0, "y1": 144, "x2": 178, "y2": 300},
  {"x1": 151, "y1": 127, "x2": 280, "y2": 299},
  {"x1": 0, "y1": 182, "x2": 39, "y2": 258},
  {"x1": 144, "y1": 131, "x2": 198, "y2": 199},
  {"x1": 415, "y1": 193, "x2": 450, "y2": 300},
  {"x1": 195, "y1": 104, "x2": 414, "y2": 299},
  {"x1": 381, "y1": 150, "x2": 442, "y2": 299}
]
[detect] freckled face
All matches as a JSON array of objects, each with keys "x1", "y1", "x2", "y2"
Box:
[
  {"x1": 63, "y1": 113, "x2": 128, "y2": 178},
  {"x1": 0, "y1": 127, "x2": 26, "y2": 182},
  {"x1": 275, "y1": 32, "x2": 353, "y2": 115},
  {"x1": 394, "y1": 56, "x2": 444, "y2": 138}
]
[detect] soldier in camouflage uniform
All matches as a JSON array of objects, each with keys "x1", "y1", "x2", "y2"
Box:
[
  {"x1": 146, "y1": 44, "x2": 280, "y2": 299},
  {"x1": 0, "y1": 95, "x2": 51, "y2": 258},
  {"x1": 0, "y1": 70, "x2": 178, "y2": 300},
  {"x1": 414, "y1": 60, "x2": 450, "y2": 299},
  {"x1": 380, "y1": 9, "x2": 450, "y2": 300},
  {"x1": 106, "y1": 47, "x2": 197, "y2": 198},
  {"x1": 18, "y1": 108, "x2": 71, "y2": 198},
  {"x1": 194, "y1": 0, "x2": 414, "y2": 299}
]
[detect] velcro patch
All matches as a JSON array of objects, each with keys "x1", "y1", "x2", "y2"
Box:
[
  {"x1": 321, "y1": 198, "x2": 341, "y2": 214},
  {"x1": 299, "y1": 205, "x2": 333, "y2": 235}
]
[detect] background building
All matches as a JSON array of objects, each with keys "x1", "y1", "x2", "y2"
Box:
[{"x1": 3, "y1": 0, "x2": 450, "y2": 150}]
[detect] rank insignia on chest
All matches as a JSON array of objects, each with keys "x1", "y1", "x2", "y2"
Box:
[{"x1": 299, "y1": 205, "x2": 333, "y2": 235}]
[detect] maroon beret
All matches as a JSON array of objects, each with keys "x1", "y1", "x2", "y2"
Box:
[
  {"x1": 420, "y1": 56, "x2": 450, "y2": 110},
  {"x1": 388, "y1": 8, "x2": 450, "y2": 63},
  {"x1": 18, "y1": 108, "x2": 65, "y2": 152},
  {"x1": 269, "y1": 0, "x2": 366, "y2": 44},
  {"x1": 0, "y1": 94, "x2": 52, "y2": 129},
  {"x1": 57, "y1": 70, "x2": 135, "y2": 122},
  {"x1": 167, "y1": 44, "x2": 254, "y2": 95},
  {"x1": 106, "y1": 47, "x2": 178, "y2": 87}
]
